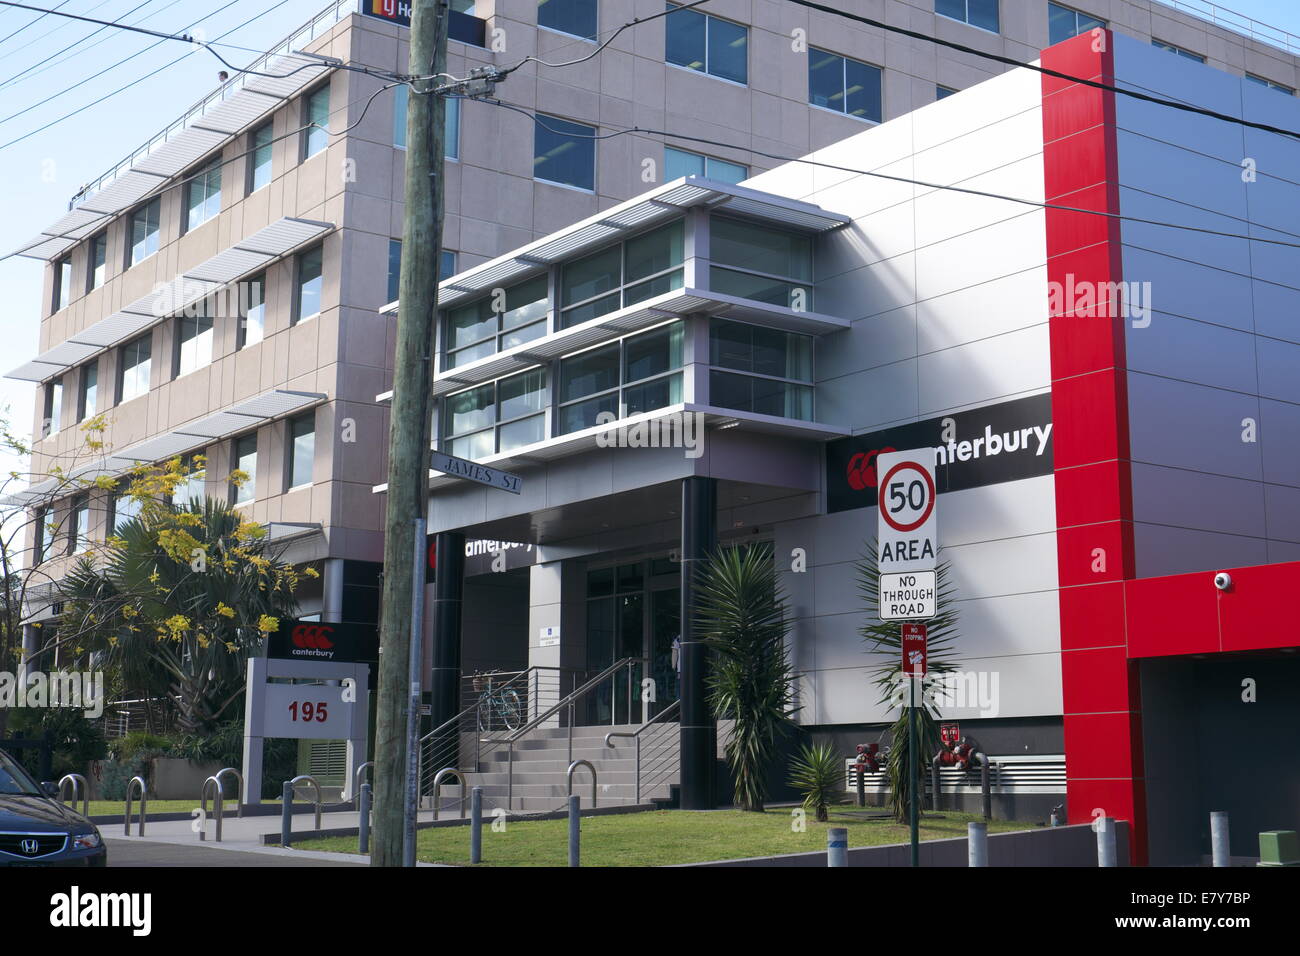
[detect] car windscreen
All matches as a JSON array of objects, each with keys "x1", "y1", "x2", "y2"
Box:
[{"x1": 0, "y1": 749, "x2": 42, "y2": 796}]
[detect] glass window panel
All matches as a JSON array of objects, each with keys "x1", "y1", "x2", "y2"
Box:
[
  {"x1": 665, "y1": 4, "x2": 706, "y2": 72},
  {"x1": 449, "y1": 429, "x2": 494, "y2": 460},
  {"x1": 560, "y1": 293, "x2": 620, "y2": 329},
  {"x1": 707, "y1": 156, "x2": 747, "y2": 183},
  {"x1": 44, "y1": 380, "x2": 62, "y2": 437},
  {"x1": 187, "y1": 163, "x2": 221, "y2": 229},
  {"x1": 625, "y1": 323, "x2": 683, "y2": 382},
  {"x1": 177, "y1": 314, "x2": 214, "y2": 375},
  {"x1": 843, "y1": 58, "x2": 882, "y2": 122},
  {"x1": 306, "y1": 85, "x2": 330, "y2": 157},
  {"x1": 560, "y1": 343, "x2": 620, "y2": 402},
  {"x1": 89, "y1": 233, "x2": 107, "y2": 289},
  {"x1": 448, "y1": 300, "x2": 496, "y2": 349},
  {"x1": 617, "y1": 563, "x2": 643, "y2": 591},
  {"x1": 710, "y1": 217, "x2": 812, "y2": 281},
  {"x1": 708, "y1": 15, "x2": 747, "y2": 83},
  {"x1": 502, "y1": 276, "x2": 549, "y2": 329},
  {"x1": 502, "y1": 320, "x2": 546, "y2": 351},
  {"x1": 250, "y1": 122, "x2": 273, "y2": 191},
  {"x1": 119, "y1": 336, "x2": 151, "y2": 403},
  {"x1": 290, "y1": 414, "x2": 314, "y2": 487},
  {"x1": 534, "y1": 113, "x2": 595, "y2": 190},
  {"x1": 498, "y1": 369, "x2": 546, "y2": 421},
  {"x1": 233, "y1": 434, "x2": 257, "y2": 503},
  {"x1": 538, "y1": 0, "x2": 597, "y2": 40},
  {"x1": 111, "y1": 494, "x2": 141, "y2": 534},
  {"x1": 588, "y1": 567, "x2": 615, "y2": 597},
  {"x1": 562, "y1": 245, "x2": 621, "y2": 307},
  {"x1": 446, "y1": 383, "x2": 495, "y2": 437},
  {"x1": 56, "y1": 258, "x2": 72, "y2": 310},
  {"x1": 623, "y1": 373, "x2": 681, "y2": 416},
  {"x1": 624, "y1": 270, "x2": 683, "y2": 307},
  {"x1": 710, "y1": 267, "x2": 806, "y2": 308},
  {"x1": 449, "y1": 340, "x2": 497, "y2": 367},
  {"x1": 664, "y1": 147, "x2": 706, "y2": 180},
  {"x1": 240, "y1": 275, "x2": 265, "y2": 348},
  {"x1": 498, "y1": 414, "x2": 545, "y2": 452},
  {"x1": 560, "y1": 393, "x2": 618, "y2": 434},
  {"x1": 935, "y1": 0, "x2": 965, "y2": 22},
  {"x1": 625, "y1": 221, "x2": 684, "y2": 283},
  {"x1": 78, "y1": 363, "x2": 97, "y2": 421},
  {"x1": 388, "y1": 239, "x2": 402, "y2": 303},
  {"x1": 968, "y1": 0, "x2": 999, "y2": 32},
  {"x1": 809, "y1": 48, "x2": 845, "y2": 111},
  {"x1": 393, "y1": 83, "x2": 407, "y2": 148},
  {"x1": 130, "y1": 199, "x2": 160, "y2": 265},
  {"x1": 296, "y1": 246, "x2": 323, "y2": 322}
]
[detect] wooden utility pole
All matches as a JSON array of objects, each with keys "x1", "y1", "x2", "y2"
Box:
[{"x1": 371, "y1": 0, "x2": 450, "y2": 868}]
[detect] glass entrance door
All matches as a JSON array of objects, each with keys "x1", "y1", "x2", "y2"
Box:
[{"x1": 649, "y1": 587, "x2": 680, "y2": 719}]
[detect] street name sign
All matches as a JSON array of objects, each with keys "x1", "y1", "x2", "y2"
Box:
[{"x1": 430, "y1": 450, "x2": 523, "y2": 494}]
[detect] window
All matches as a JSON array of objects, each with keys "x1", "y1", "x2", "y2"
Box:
[
  {"x1": 935, "y1": 0, "x2": 999, "y2": 33},
  {"x1": 1152, "y1": 39, "x2": 1204, "y2": 63},
  {"x1": 1047, "y1": 3, "x2": 1104, "y2": 46},
  {"x1": 534, "y1": 113, "x2": 596, "y2": 190},
  {"x1": 53, "y1": 256, "x2": 72, "y2": 311},
  {"x1": 393, "y1": 84, "x2": 460, "y2": 158},
  {"x1": 809, "y1": 48, "x2": 882, "y2": 123},
  {"x1": 294, "y1": 246, "x2": 324, "y2": 324},
  {"x1": 117, "y1": 334, "x2": 152, "y2": 404},
  {"x1": 170, "y1": 454, "x2": 205, "y2": 508},
  {"x1": 559, "y1": 220, "x2": 684, "y2": 329},
  {"x1": 238, "y1": 275, "x2": 265, "y2": 349},
  {"x1": 77, "y1": 362, "x2": 97, "y2": 422},
  {"x1": 665, "y1": 3, "x2": 747, "y2": 84},
  {"x1": 287, "y1": 413, "x2": 315, "y2": 489},
  {"x1": 936, "y1": 85, "x2": 957, "y2": 99},
  {"x1": 249, "y1": 122, "x2": 273, "y2": 192},
  {"x1": 709, "y1": 216, "x2": 813, "y2": 310},
  {"x1": 88, "y1": 232, "x2": 107, "y2": 290},
  {"x1": 664, "y1": 147, "x2": 746, "y2": 184},
  {"x1": 1246, "y1": 73, "x2": 1295, "y2": 95},
  {"x1": 442, "y1": 368, "x2": 547, "y2": 458},
  {"x1": 67, "y1": 496, "x2": 89, "y2": 555},
  {"x1": 186, "y1": 160, "x2": 222, "y2": 230},
  {"x1": 558, "y1": 322, "x2": 683, "y2": 434},
  {"x1": 175, "y1": 313, "x2": 214, "y2": 376},
  {"x1": 304, "y1": 84, "x2": 330, "y2": 158},
  {"x1": 709, "y1": 319, "x2": 813, "y2": 420},
  {"x1": 109, "y1": 492, "x2": 142, "y2": 534},
  {"x1": 42, "y1": 378, "x2": 62, "y2": 438},
  {"x1": 387, "y1": 242, "x2": 456, "y2": 304},
  {"x1": 33, "y1": 506, "x2": 47, "y2": 562},
  {"x1": 231, "y1": 433, "x2": 257, "y2": 504},
  {"x1": 445, "y1": 275, "x2": 548, "y2": 367},
  {"x1": 538, "y1": 0, "x2": 596, "y2": 40},
  {"x1": 129, "y1": 198, "x2": 160, "y2": 266}
]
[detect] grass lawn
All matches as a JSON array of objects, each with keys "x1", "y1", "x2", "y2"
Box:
[
  {"x1": 80, "y1": 798, "x2": 283, "y2": 817},
  {"x1": 296, "y1": 807, "x2": 1037, "y2": 867}
]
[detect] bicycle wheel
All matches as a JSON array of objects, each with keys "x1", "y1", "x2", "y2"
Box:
[{"x1": 500, "y1": 689, "x2": 523, "y2": 731}]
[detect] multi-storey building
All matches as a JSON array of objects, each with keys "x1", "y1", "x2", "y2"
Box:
[{"x1": 7, "y1": 0, "x2": 1300, "y2": 856}]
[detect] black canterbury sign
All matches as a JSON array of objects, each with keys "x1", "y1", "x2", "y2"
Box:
[{"x1": 826, "y1": 393, "x2": 1054, "y2": 514}]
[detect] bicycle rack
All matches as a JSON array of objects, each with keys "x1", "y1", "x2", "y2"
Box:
[
  {"x1": 200, "y1": 776, "x2": 224, "y2": 842},
  {"x1": 289, "y1": 774, "x2": 323, "y2": 831},
  {"x1": 431, "y1": 768, "x2": 466, "y2": 821},
  {"x1": 355, "y1": 761, "x2": 373, "y2": 802},
  {"x1": 124, "y1": 776, "x2": 147, "y2": 836},
  {"x1": 57, "y1": 773, "x2": 88, "y2": 818},
  {"x1": 567, "y1": 760, "x2": 597, "y2": 809},
  {"x1": 215, "y1": 767, "x2": 244, "y2": 817}
]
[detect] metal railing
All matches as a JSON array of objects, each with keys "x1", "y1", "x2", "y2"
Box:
[
  {"x1": 1164, "y1": 0, "x2": 1300, "y2": 58},
  {"x1": 124, "y1": 776, "x2": 147, "y2": 836},
  {"x1": 431, "y1": 768, "x2": 467, "y2": 821},
  {"x1": 200, "y1": 776, "x2": 225, "y2": 842},
  {"x1": 567, "y1": 760, "x2": 597, "y2": 808},
  {"x1": 604, "y1": 699, "x2": 681, "y2": 805},
  {"x1": 57, "y1": 773, "x2": 88, "y2": 818}
]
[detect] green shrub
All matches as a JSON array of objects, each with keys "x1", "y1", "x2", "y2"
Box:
[
  {"x1": 788, "y1": 741, "x2": 844, "y2": 823},
  {"x1": 107, "y1": 731, "x2": 174, "y2": 764}
]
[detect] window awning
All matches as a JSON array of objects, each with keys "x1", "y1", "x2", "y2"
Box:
[
  {"x1": 11, "y1": 54, "x2": 329, "y2": 263},
  {"x1": 432, "y1": 176, "x2": 851, "y2": 309},
  {"x1": 6, "y1": 217, "x2": 333, "y2": 383},
  {"x1": 2, "y1": 388, "x2": 326, "y2": 508}
]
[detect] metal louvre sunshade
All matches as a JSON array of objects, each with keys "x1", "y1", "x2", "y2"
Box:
[
  {"x1": 132, "y1": 127, "x2": 229, "y2": 177},
  {"x1": 4, "y1": 218, "x2": 333, "y2": 383},
  {"x1": 191, "y1": 89, "x2": 283, "y2": 135},
  {"x1": 74, "y1": 171, "x2": 166, "y2": 215},
  {"x1": 243, "y1": 55, "x2": 328, "y2": 100}
]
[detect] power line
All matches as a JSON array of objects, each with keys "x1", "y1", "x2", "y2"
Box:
[
  {"x1": 781, "y1": 0, "x2": 1300, "y2": 142},
  {"x1": 483, "y1": 98, "x2": 1300, "y2": 253},
  {"x1": 0, "y1": 0, "x2": 71, "y2": 47},
  {"x1": 0, "y1": 0, "x2": 202, "y2": 43}
]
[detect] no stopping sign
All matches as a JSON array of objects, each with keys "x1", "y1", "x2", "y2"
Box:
[{"x1": 877, "y1": 448, "x2": 938, "y2": 574}]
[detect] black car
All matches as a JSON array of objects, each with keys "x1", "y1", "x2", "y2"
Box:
[{"x1": 0, "y1": 749, "x2": 106, "y2": 867}]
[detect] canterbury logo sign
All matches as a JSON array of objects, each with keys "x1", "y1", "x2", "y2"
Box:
[
  {"x1": 845, "y1": 447, "x2": 895, "y2": 491},
  {"x1": 290, "y1": 624, "x2": 336, "y2": 658}
]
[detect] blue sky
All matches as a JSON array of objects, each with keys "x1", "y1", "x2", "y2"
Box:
[{"x1": 2, "y1": 0, "x2": 1300, "y2": 478}]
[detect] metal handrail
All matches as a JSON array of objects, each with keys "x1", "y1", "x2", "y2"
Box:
[
  {"x1": 508, "y1": 657, "x2": 645, "y2": 742},
  {"x1": 200, "y1": 776, "x2": 224, "y2": 842},
  {"x1": 567, "y1": 760, "x2": 597, "y2": 808},
  {"x1": 215, "y1": 767, "x2": 244, "y2": 817},
  {"x1": 57, "y1": 773, "x2": 88, "y2": 818},
  {"x1": 289, "y1": 774, "x2": 323, "y2": 831},
  {"x1": 124, "y1": 776, "x2": 147, "y2": 836},
  {"x1": 604, "y1": 700, "x2": 681, "y2": 804},
  {"x1": 431, "y1": 767, "x2": 467, "y2": 821}
]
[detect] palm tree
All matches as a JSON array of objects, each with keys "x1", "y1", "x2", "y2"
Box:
[
  {"x1": 57, "y1": 497, "x2": 303, "y2": 733},
  {"x1": 695, "y1": 543, "x2": 798, "y2": 812},
  {"x1": 856, "y1": 540, "x2": 962, "y2": 822},
  {"x1": 788, "y1": 741, "x2": 842, "y2": 822}
]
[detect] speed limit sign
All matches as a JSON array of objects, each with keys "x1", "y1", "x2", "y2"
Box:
[{"x1": 876, "y1": 448, "x2": 938, "y2": 575}]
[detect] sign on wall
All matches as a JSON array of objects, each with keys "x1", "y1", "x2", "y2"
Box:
[
  {"x1": 266, "y1": 620, "x2": 379, "y2": 666},
  {"x1": 827, "y1": 393, "x2": 1054, "y2": 514},
  {"x1": 262, "y1": 682, "x2": 357, "y2": 739}
]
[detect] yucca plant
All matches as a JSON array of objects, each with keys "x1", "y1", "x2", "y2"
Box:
[
  {"x1": 856, "y1": 539, "x2": 963, "y2": 822},
  {"x1": 788, "y1": 741, "x2": 842, "y2": 822},
  {"x1": 695, "y1": 543, "x2": 798, "y2": 812}
]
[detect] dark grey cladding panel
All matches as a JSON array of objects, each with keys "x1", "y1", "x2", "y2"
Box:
[{"x1": 1126, "y1": 372, "x2": 1263, "y2": 481}]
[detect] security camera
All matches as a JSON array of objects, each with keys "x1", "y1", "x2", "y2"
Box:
[{"x1": 1213, "y1": 572, "x2": 1232, "y2": 592}]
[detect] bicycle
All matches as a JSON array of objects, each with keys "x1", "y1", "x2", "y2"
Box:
[{"x1": 472, "y1": 671, "x2": 524, "y2": 733}]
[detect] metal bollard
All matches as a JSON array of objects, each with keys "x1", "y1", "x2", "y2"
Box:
[
  {"x1": 855, "y1": 765, "x2": 865, "y2": 807},
  {"x1": 568, "y1": 795, "x2": 580, "y2": 868},
  {"x1": 968, "y1": 821, "x2": 988, "y2": 867},
  {"x1": 1096, "y1": 816, "x2": 1117, "y2": 867},
  {"x1": 470, "y1": 787, "x2": 483, "y2": 864},
  {"x1": 827, "y1": 827, "x2": 848, "y2": 867},
  {"x1": 1211, "y1": 811, "x2": 1230, "y2": 867},
  {"x1": 358, "y1": 783, "x2": 371, "y2": 854},
  {"x1": 281, "y1": 781, "x2": 293, "y2": 848}
]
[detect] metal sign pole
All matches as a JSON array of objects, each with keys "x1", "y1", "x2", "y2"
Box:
[
  {"x1": 404, "y1": 517, "x2": 427, "y2": 868},
  {"x1": 909, "y1": 673, "x2": 918, "y2": 867}
]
